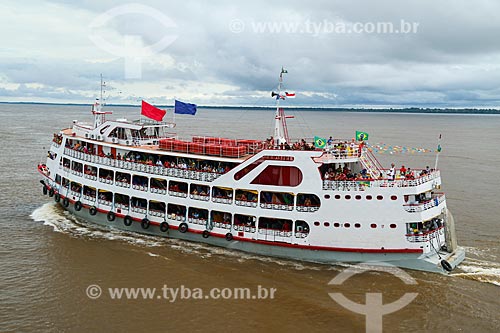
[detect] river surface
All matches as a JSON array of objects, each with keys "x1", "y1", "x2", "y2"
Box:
[{"x1": 0, "y1": 104, "x2": 499, "y2": 332}]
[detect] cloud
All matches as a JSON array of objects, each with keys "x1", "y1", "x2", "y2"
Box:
[{"x1": 1, "y1": 0, "x2": 500, "y2": 107}]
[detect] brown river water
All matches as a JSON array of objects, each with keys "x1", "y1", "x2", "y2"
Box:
[{"x1": 0, "y1": 104, "x2": 499, "y2": 332}]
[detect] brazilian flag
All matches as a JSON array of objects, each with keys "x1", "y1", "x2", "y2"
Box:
[
  {"x1": 314, "y1": 136, "x2": 326, "y2": 148},
  {"x1": 356, "y1": 131, "x2": 369, "y2": 141}
]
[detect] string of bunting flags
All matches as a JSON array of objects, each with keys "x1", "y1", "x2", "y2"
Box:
[
  {"x1": 367, "y1": 143, "x2": 434, "y2": 155},
  {"x1": 313, "y1": 130, "x2": 438, "y2": 154}
]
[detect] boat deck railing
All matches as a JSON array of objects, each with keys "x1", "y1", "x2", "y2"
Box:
[
  {"x1": 403, "y1": 194, "x2": 445, "y2": 213},
  {"x1": 64, "y1": 147, "x2": 224, "y2": 182},
  {"x1": 405, "y1": 226, "x2": 445, "y2": 243},
  {"x1": 322, "y1": 170, "x2": 440, "y2": 190}
]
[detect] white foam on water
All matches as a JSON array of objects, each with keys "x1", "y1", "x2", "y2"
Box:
[
  {"x1": 451, "y1": 256, "x2": 500, "y2": 287},
  {"x1": 30, "y1": 203, "x2": 332, "y2": 271},
  {"x1": 462, "y1": 246, "x2": 498, "y2": 261}
]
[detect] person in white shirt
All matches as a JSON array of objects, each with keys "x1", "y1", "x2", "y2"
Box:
[{"x1": 387, "y1": 163, "x2": 396, "y2": 180}]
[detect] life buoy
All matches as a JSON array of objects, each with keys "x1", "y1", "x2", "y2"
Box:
[
  {"x1": 160, "y1": 222, "x2": 169, "y2": 232},
  {"x1": 62, "y1": 197, "x2": 69, "y2": 207},
  {"x1": 441, "y1": 259, "x2": 453, "y2": 272},
  {"x1": 89, "y1": 206, "x2": 97, "y2": 216},
  {"x1": 225, "y1": 233, "x2": 233, "y2": 241},
  {"x1": 54, "y1": 193, "x2": 60, "y2": 202},
  {"x1": 141, "y1": 218, "x2": 150, "y2": 229},
  {"x1": 124, "y1": 215, "x2": 133, "y2": 226},
  {"x1": 178, "y1": 223, "x2": 188, "y2": 233},
  {"x1": 42, "y1": 186, "x2": 48, "y2": 195},
  {"x1": 107, "y1": 211, "x2": 115, "y2": 221},
  {"x1": 48, "y1": 188, "x2": 54, "y2": 197},
  {"x1": 74, "y1": 201, "x2": 82, "y2": 211},
  {"x1": 202, "y1": 230, "x2": 210, "y2": 238}
]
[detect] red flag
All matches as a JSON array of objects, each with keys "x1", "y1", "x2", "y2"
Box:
[{"x1": 141, "y1": 100, "x2": 166, "y2": 121}]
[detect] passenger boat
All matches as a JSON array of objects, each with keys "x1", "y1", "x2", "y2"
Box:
[{"x1": 37, "y1": 71, "x2": 465, "y2": 273}]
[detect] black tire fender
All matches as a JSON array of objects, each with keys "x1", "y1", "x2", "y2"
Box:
[
  {"x1": 74, "y1": 201, "x2": 82, "y2": 211},
  {"x1": 124, "y1": 215, "x2": 133, "y2": 226},
  {"x1": 225, "y1": 233, "x2": 233, "y2": 241},
  {"x1": 107, "y1": 211, "x2": 115, "y2": 222},
  {"x1": 89, "y1": 206, "x2": 97, "y2": 216},
  {"x1": 160, "y1": 222, "x2": 169, "y2": 232},
  {"x1": 141, "y1": 218, "x2": 150, "y2": 229},
  {"x1": 178, "y1": 223, "x2": 188, "y2": 233},
  {"x1": 441, "y1": 259, "x2": 453, "y2": 272}
]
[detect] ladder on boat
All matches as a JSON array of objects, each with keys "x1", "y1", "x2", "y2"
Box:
[{"x1": 359, "y1": 148, "x2": 383, "y2": 179}]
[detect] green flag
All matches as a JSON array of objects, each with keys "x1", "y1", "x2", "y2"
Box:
[
  {"x1": 437, "y1": 144, "x2": 442, "y2": 152},
  {"x1": 281, "y1": 67, "x2": 288, "y2": 74},
  {"x1": 356, "y1": 131, "x2": 369, "y2": 141},
  {"x1": 314, "y1": 136, "x2": 326, "y2": 148}
]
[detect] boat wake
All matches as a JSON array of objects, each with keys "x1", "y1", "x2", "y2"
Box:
[
  {"x1": 30, "y1": 203, "x2": 330, "y2": 271},
  {"x1": 451, "y1": 248, "x2": 500, "y2": 287}
]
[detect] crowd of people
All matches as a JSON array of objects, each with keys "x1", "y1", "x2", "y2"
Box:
[
  {"x1": 65, "y1": 139, "x2": 238, "y2": 176},
  {"x1": 322, "y1": 165, "x2": 371, "y2": 181}
]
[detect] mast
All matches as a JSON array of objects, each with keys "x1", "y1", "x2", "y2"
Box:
[
  {"x1": 271, "y1": 67, "x2": 293, "y2": 147},
  {"x1": 92, "y1": 74, "x2": 111, "y2": 129}
]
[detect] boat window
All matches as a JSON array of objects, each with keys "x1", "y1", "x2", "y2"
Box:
[
  {"x1": 234, "y1": 156, "x2": 294, "y2": 181},
  {"x1": 71, "y1": 161, "x2": 83, "y2": 173},
  {"x1": 151, "y1": 178, "x2": 168, "y2": 191},
  {"x1": 149, "y1": 201, "x2": 166, "y2": 215},
  {"x1": 83, "y1": 185, "x2": 96, "y2": 199},
  {"x1": 97, "y1": 189, "x2": 112, "y2": 203},
  {"x1": 131, "y1": 197, "x2": 147, "y2": 209},
  {"x1": 188, "y1": 207, "x2": 209, "y2": 222},
  {"x1": 296, "y1": 193, "x2": 321, "y2": 210},
  {"x1": 260, "y1": 191, "x2": 294, "y2": 209},
  {"x1": 190, "y1": 184, "x2": 210, "y2": 197},
  {"x1": 115, "y1": 171, "x2": 130, "y2": 184},
  {"x1": 295, "y1": 220, "x2": 310, "y2": 236},
  {"x1": 85, "y1": 165, "x2": 97, "y2": 177},
  {"x1": 167, "y1": 203, "x2": 186, "y2": 219},
  {"x1": 70, "y1": 181, "x2": 82, "y2": 193},
  {"x1": 114, "y1": 193, "x2": 129, "y2": 208},
  {"x1": 212, "y1": 187, "x2": 233, "y2": 203},
  {"x1": 99, "y1": 168, "x2": 114, "y2": 182},
  {"x1": 235, "y1": 189, "x2": 258, "y2": 206},
  {"x1": 251, "y1": 165, "x2": 302, "y2": 186},
  {"x1": 169, "y1": 180, "x2": 188, "y2": 194},
  {"x1": 258, "y1": 217, "x2": 293, "y2": 232},
  {"x1": 132, "y1": 175, "x2": 149, "y2": 189},
  {"x1": 62, "y1": 177, "x2": 70, "y2": 188},
  {"x1": 210, "y1": 210, "x2": 232, "y2": 226},
  {"x1": 234, "y1": 214, "x2": 256, "y2": 227},
  {"x1": 55, "y1": 174, "x2": 61, "y2": 184}
]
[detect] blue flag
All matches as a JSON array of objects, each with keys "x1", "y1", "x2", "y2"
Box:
[{"x1": 175, "y1": 100, "x2": 197, "y2": 115}]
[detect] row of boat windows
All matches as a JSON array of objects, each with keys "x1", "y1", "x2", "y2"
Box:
[
  {"x1": 324, "y1": 194, "x2": 399, "y2": 201},
  {"x1": 55, "y1": 174, "x2": 321, "y2": 208},
  {"x1": 62, "y1": 149, "x2": 303, "y2": 187},
  {"x1": 313, "y1": 221, "x2": 398, "y2": 229},
  {"x1": 62, "y1": 187, "x2": 310, "y2": 234}
]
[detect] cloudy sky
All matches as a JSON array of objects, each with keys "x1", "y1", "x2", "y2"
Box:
[{"x1": 1, "y1": 0, "x2": 500, "y2": 107}]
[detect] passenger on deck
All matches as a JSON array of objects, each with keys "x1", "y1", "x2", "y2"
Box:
[
  {"x1": 387, "y1": 163, "x2": 396, "y2": 180},
  {"x1": 399, "y1": 165, "x2": 406, "y2": 178},
  {"x1": 282, "y1": 221, "x2": 291, "y2": 232}
]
